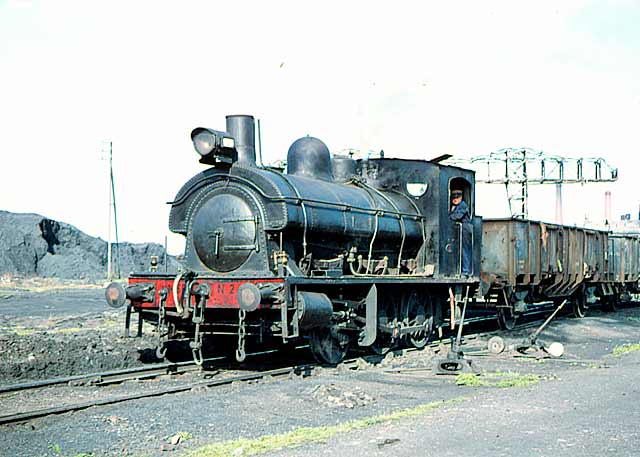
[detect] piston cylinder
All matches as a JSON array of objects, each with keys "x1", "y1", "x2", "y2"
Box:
[{"x1": 296, "y1": 291, "x2": 333, "y2": 329}]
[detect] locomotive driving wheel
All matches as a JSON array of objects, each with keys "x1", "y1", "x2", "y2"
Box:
[
  {"x1": 407, "y1": 316, "x2": 433, "y2": 349},
  {"x1": 309, "y1": 327, "x2": 350, "y2": 365},
  {"x1": 403, "y1": 291, "x2": 434, "y2": 349},
  {"x1": 371, "y1": 332, "x2": 396, "y2": 356},
  {"x1": 408, "y1": 302, "x2": 434, "y2": 349}
]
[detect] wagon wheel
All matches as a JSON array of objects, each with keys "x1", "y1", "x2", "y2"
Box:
[
  {"x1": 496, "y1": 306, "x2": 517, "y2": 331},
  {"x1": 572, "y1": 293, "x2": 588, "y2": 318},
  {"x1": 495, "y1": 289, "x2": 518, "y2": 331},
  {"x1": 602, "y1": 293, "x2": 619, "y2": 312},
  {"x1": 309, "y1": 327, "x2": 350, "y2": 365}
]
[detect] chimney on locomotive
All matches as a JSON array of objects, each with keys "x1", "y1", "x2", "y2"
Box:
[
  {"x1": 225, "y1": 114, "x2": 256, "y2": 166},
  {"x1": 190, "y1": 114, "x2": 256, "y2": 167}
]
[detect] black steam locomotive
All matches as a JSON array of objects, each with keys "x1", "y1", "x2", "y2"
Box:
[
  {"x1": 106, "y1": 114, "x2": 639, "y2": 365},
  {"x1": 106, "y1": 114, "x2": 482, "y2": 364}
]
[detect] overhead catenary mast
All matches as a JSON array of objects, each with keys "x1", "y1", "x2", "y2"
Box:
[{"x1": 446, "y1": 148, "x2": 618, "y2": 221}]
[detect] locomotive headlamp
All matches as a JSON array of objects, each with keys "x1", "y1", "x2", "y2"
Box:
[
  {"x1": 192, "y1": 130, "x2": 216, "y2": 156},
  {"x1": 191, "y1": 127, "x2": 237, "y2": 165}
]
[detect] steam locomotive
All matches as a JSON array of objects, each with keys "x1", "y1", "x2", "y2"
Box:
[
  {"x1": 105, "y1": 114, "x2": 483, "y2": 364},
  {"x1": 105, "y1": 114, "x2": 639, "y2": 365}
]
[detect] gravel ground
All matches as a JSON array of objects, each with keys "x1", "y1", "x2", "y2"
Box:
[
  {"x1": 0, "y1": 285, "x2": 106, "y2": 318},
  {"x1": 0, "y1": 283, "x2": 158, "y2": 383},
  {"x1": 0, "y1": 284, "x2": 638, "y2": 457},
  {"x1": 270, "y1": 358, "x2": 640, "y2": 457}
]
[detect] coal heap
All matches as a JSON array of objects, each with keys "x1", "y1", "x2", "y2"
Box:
[{"x1": 0, "y1": 210, "x2": 181, "y2": 280}]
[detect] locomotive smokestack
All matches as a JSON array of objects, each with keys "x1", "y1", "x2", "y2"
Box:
[{"x1": 226, "y1": 115, "x2": 256, "y2": 166}]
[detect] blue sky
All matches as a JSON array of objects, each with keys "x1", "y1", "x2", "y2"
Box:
[{"x1": 1, "y1": 0, "x2": 639, "y2": 253}]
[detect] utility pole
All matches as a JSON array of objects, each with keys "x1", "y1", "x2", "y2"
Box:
[
  {"x1": 107, "y1": 141, "x2": 112, "y2": 280},
  {"x1": 105, "y1": 141, "x2": 120, "y2": 280},
  {"x1": 447, "y1": 148, "x2": 618, "y2": 220}
]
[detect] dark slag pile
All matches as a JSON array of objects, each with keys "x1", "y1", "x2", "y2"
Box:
[{"x1": 0, "y1": 210, "x2": 181, "y2": 279}]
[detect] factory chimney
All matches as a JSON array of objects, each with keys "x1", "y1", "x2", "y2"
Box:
[
  {"x1": 555, "y1": 184, "x2": 563, "y2": 224},
  {"x1": 604, "y1": 191, "x2": 611, "y2": 226}
]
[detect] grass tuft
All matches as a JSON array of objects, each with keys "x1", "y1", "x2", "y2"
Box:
[
  {"x1": 612, "y1": 343, "x2": 640, "y2": 357},
  {"x1": 456, "y1": 371, "x2": 540, "y2": 388},
  {"x1": 455, "y1": 373, "x2": 484, "y2": 387},
  {"x1": 186, "y1": 398, "x2": 467, "y2": 457},
  {"x1": 177, "y1": 431, "x2": 193, "y2": 441}
]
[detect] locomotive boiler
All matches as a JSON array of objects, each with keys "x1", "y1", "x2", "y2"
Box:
[{"x1": 106, "y1": 114, "x2": 482, "y2": 365}]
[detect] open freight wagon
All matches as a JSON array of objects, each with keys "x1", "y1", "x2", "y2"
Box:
[
  {"x1": 479, "y1": 218, "x2": 612, "y2": 322},
  {"x1": 606, "y1": 233, "x2": 640, "y2": 308}
]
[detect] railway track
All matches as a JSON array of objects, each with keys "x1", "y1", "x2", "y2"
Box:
[
  {"x1": 0, "y1": 359, "x2": 216, "y2": 395},
  {"x1": 0, "y1": 302, "x2": 615, "y2": 427},
  {"x1": 0, "y1": 365, "x2": 309, "y2": 426},
  {"x1": 0, "y1": 342, "x2": 313, "y2": 396}
]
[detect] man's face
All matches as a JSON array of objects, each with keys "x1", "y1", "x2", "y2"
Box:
[{"x1": 451, "y1": 195, "x2": 462, "y2": 205}]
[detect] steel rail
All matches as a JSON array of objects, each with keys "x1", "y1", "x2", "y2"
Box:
[
  {"x1": 0, "y1": 357, "x2": 223, "y2": 395},
  {"x1": 0, "y1": 366, "x2": 305, "y2": 426},
  {"x1": 0, "y1": 344, "x2": 312, "y2": 396}
]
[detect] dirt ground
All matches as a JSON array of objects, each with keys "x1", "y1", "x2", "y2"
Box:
[
  {"x1": 0, "y1": 278, "x2": 158, "y2": 383},
  {"x1": 0, "y1": 281, "x2": 639, "y2": 457}
]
